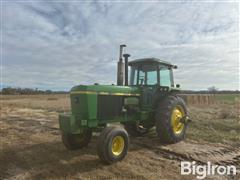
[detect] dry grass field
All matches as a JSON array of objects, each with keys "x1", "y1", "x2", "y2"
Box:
[{"x1": 0, "y1": 94, "x2": 239, "y2": 179}]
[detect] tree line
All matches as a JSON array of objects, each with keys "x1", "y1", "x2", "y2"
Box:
[{"x1": 1, "y1": 87, "x2": 67, "y2": 95}]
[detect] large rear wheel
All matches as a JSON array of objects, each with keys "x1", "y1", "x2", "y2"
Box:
[
  {"x1": 155, "y1": 95, "x2": 188, "y2": 143},
  {"x1": 62, "y1": 129, "x2": 92, "y2": 150}
]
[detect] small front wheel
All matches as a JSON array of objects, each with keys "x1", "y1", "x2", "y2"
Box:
[
  {"x1": 97, "y1": 126, "x2": 129, "y2": 164},
  {"x1": 62, "y1": 129, "x2": 92, "y2": 150}
]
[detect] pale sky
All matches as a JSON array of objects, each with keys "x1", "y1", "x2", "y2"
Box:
[{"x1": 2, "y1": 1, "x2": 239, "y2": 91}]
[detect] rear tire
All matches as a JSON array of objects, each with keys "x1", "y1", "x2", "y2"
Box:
[
  {"x1": 97, "y1": 126, "x2": 129, "y2": 164},
  {"x1": 62, "y1": 129, "x2": 92, "y2": 150},
  {"x1": 155, "y1": 95, "x2": 188, "y2": 144}
]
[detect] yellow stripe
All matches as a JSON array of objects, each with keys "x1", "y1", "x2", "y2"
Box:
[
  {"x1": 71, "y1": 91, "x2": 96, "y2": 95},
  {"x1": 99, "y1": 92, "x2": 109, "y2": 95},
  {"x1": 70, "y1": 91, "x2": 140, "y2": 96}
]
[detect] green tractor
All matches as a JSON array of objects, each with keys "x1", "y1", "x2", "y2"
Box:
[{"x1": 59, "y1": 45, "x2": 190, "y2": 164}]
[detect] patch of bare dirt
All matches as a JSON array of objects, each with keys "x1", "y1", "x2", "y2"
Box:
[{"x1": 0, "y1": 96, "x2": 239, "y2": 179}]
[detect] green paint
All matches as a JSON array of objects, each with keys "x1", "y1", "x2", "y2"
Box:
[{"x1": 124, "y1": 97, "x2": 139, "y2": 106}]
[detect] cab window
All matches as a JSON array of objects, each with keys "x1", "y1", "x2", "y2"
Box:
[{"x1": 160, "y1": 67, "x2": 172, "y2": 87}]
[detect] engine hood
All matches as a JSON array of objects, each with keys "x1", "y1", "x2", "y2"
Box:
[{"x1": 71, "y1": 85, "x2": 140, "y2": 96}]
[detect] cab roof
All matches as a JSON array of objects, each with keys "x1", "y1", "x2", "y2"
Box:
[{"x1": 128, "y1": 58, "x2": 177, "y2": 68}]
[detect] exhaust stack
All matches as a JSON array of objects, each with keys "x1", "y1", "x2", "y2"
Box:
[
  {"x1": 123, "y1": 54, "x2": 130, "y2": 86},
  {"x1": 117, "y1": 44, "x2": 126, "y2": 86}
]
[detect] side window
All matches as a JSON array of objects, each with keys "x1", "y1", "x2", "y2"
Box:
[
  {"x1": 160, "y1": 68, "x2": 171, "y2": 87},
  {"x1": 130, "y1": 67, "x2": 138, "y2": 85},
  {"x1": 133, "y1": 71, "x2": 137, "y2": 85}
]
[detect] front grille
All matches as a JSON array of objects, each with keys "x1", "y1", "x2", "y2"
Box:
[{"x1": 97, "y1": 95, "x2": 123, "y2": 120}]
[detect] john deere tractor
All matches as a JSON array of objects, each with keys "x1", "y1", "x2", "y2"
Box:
[{"x1": 59, "y1": 45, "x2": 190, "y2": 164}]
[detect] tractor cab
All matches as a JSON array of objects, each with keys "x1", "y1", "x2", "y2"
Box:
[
  {"x1": 128, "y1": 58, "x2": 177, "y2": 88},
  {"x1": 128, "y1": 58, "x2": 178, "y2": 106}
]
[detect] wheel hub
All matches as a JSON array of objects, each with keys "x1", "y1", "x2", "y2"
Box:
[
  {"x1": 111, "y1": 136, "x2": 125, "y2": 156},
  {"x1": 171, "y1": 106, "x2": 185, "y2": 135}
]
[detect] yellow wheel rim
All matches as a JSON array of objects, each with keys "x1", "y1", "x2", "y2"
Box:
[
  {"x1": 171, "y1": 106, "x2": 185, "y2": 135},
  {"x1": 111, "y1": 136, "x2": 125, "y2": 156}
]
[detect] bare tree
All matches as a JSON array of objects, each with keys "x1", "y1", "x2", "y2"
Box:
[{"x1": 207, "y1": 86, "x2": 218, "y2": 94}]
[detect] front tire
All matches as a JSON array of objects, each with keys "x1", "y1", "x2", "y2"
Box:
[
  {"x1": 155, "y1": 95, "x2": 188, "y2": 144},
  {"x1": 62, "y1": 129, "x2": 92, "y2": 150},
  {"x1": 97, "y1": 126, "x2": 129, "y2": 164}
]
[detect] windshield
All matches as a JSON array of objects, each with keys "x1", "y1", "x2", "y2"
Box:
[
  {"x1": 130, "y1": 64, "x2": 174, "y2": 87},
  {"x1": 130, "y1": 64, "x2": 158, "y2": 86}
]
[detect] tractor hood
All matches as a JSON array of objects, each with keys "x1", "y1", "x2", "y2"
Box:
[
  {"x1": 69, "y1": 85, "x2": 141, "y2": 120},
  {"x1": 71, "y1": 85, "x2": 140, "y2": 96}
]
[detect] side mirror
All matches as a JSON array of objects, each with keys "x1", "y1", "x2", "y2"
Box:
[{"x1": 176, "y1": 84, "x2": 180, "y2": 88}]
